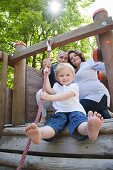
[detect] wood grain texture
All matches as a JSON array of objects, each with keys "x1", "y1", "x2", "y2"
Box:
[
  {"x1": 0, "y1": 152, "x2": 113, "y2": 170},
  {"x1": 0, "y1": 134, "x2": 113, "y2": 158}
]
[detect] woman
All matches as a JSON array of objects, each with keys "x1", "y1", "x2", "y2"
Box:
[{"x1": 68, "y1": 50, "x2": 113, "y2": 119}]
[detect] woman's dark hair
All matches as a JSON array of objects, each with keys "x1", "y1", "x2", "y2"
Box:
[{"x1": 68, "y1": 50, "x2": 85, "y2": 69}]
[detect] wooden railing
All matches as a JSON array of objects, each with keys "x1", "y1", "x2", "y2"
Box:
[{"x1": 8, "y1": 16, "x2": 113, "y2": 64}]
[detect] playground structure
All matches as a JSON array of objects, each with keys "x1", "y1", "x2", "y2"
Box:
[{"x1": 0, "y1": 8, "x2": 113, "y2": 170}]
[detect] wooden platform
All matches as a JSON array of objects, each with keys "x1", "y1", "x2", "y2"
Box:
[
  {"x1": 1, "y1": 9, "x2": 113, "y2": 170},
  {"x1": 0, "y1": 119, "x2": 113, "y2": 169}
]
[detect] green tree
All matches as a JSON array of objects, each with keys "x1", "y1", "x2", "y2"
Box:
[{"x1": 0, "y1": 0, "x2": 96, "y2": 87}]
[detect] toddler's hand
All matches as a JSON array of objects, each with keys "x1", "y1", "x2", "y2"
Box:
[
  {"x1": 42, "y1": 58, "x2": 52, "y2": 68},
  {"x1": 43, "y1": 67, "x2": 50, "y2": 76}
]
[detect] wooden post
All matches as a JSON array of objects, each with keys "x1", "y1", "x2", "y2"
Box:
[
  {"x1": 93, "y1": 9, "x2": 113, "y2": 110},
  {"x1": 0, "y1": 52, "x2": 8, "y2": 135},
  {"x1": 12, "y1": 42, "x2": 26, "y2": 125}
]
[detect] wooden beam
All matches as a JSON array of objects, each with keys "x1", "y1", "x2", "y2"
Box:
[
  {"x1": 12, "y1": 44, "x2": 26, "y2": 125},
  {"x1": 93, "y1": 9, "x2": 113, "y2": 111},
  {"x1": 99, "y1": 32, "x2": 113, "y2": 111},
  {"x1": 0, "y1": 152, "x2": 113, "y2": 170},
  {"x1": 0, "y1": 52, "x2": 8, "y2": 135},
  {"x1": 9, "y1": 17, "x2": 113, "y2": 64}
]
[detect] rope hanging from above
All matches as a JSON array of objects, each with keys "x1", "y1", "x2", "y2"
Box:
[{"x1": 16, "y1": 39, "x2": 53, "y2": 170}]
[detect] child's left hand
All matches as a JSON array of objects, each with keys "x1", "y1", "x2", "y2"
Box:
[{"x1": 40, "y1": 92, "x2": 51, "y2": 101}]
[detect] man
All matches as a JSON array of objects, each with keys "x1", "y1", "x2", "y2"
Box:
[{"x1": 36, "y1": 51, "x2": 68, "y2": 124}]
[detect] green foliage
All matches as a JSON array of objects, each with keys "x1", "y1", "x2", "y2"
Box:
[{"x1": 0, "y1": 0, "x2": 96, "y2": 88}]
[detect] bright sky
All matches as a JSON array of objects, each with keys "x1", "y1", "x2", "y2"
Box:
[{"x1": 87, "y1": 0, "x2": 113, "y2": 18}]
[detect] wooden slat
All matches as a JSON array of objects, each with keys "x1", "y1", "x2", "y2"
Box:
[
  {"x1": 0, "y1": 134, "x2": 113, "y2": 158},
  {"x1": 0, "y1": 152, "x2": 113, "y2": 170},
  {"x1": 25, "y1": 66, "x2": 43, "y2": 122},
  {"x1": 9, "y1": 17, "x2": 113, "y2": 64}
]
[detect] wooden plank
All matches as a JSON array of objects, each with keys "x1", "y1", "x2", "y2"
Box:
[
  {"x1": 2, "y1": 118, "x2": 113, "y2": 136},
  {"x1": 0, "y1": 52, "x2": 8, "y2": 135},
  {"x1": 9, "y1": 17, "x2": 113, "y2": 64},
  {"x1": 25, "y1": 66, "x2": 43, "y2": 122},
  {"x1": 0, "y1": 152, "x2": 113, "y2": 170},
  {"x1": 0, "y1": 134, "x2": 113, "y2": 158}
]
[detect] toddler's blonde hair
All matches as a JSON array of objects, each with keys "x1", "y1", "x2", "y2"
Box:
[{"x1": 55, "y1": 63, "x2": 75, "y2": 80}]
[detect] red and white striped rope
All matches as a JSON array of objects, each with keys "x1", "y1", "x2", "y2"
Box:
[{"x1": 16, "y1": 75, "x2": 47, "y2": 170}]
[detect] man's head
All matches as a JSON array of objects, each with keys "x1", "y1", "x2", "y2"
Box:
[{"x1": 57, "y1": 51, "x2": 68, "y2": 63}]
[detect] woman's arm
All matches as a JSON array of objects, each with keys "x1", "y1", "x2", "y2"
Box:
[{"x1": 89, "y1": 59, "x2": 105, "y2": 71}]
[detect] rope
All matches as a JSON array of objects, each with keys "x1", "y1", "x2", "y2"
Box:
[
  {"x1": 16, "y1": 76, "x2": 46, "y2": 170},
  {"x1": 16, "y1": 39, "x2": 52, "y2": 170}
]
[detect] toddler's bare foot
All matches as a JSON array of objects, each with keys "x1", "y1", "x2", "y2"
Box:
[
  {"x1": 24, "y1": 123, "x2": 41, "y2": 144},
  {"x1": 88, "y1": 111, "x2": 103, "y2": 141}
]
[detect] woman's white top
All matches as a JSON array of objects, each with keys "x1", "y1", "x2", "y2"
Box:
[
  {"x1": 73, "y1": 59, "x2": 110, "y2": 107},
  {"x1": 52, "y1": 82, "x2": 86, "y2": 114}
]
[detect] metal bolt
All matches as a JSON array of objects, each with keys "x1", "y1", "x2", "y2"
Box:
[{"x1": 102, "y1": 21, "x2": 107, "y2": 26}]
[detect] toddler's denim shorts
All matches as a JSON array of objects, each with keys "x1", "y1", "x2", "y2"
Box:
[{"x1": 44, "y1": 111, "x2": 88, "y2": 141}]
